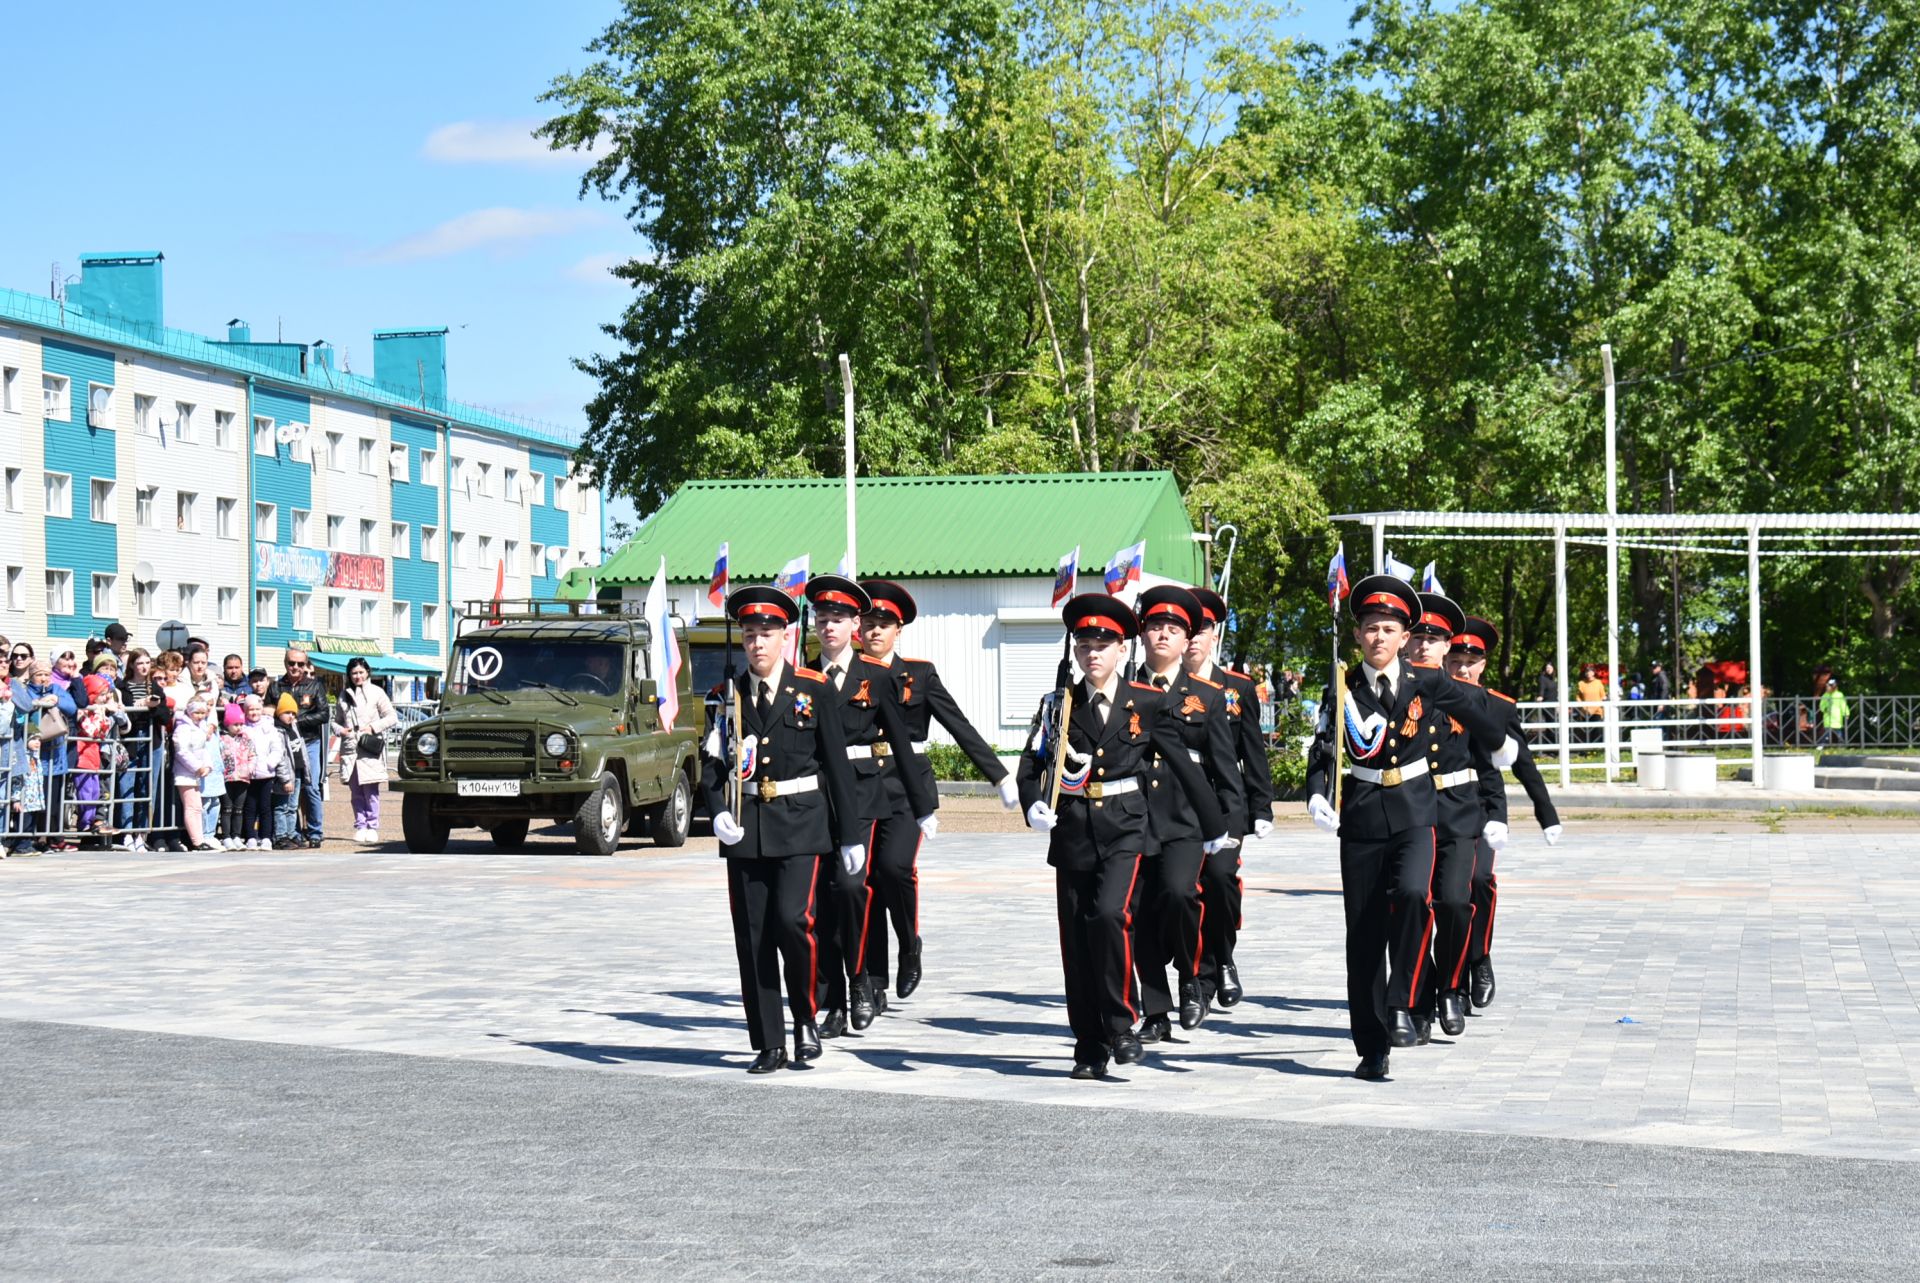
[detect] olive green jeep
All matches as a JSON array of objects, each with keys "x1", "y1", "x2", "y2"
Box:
[{"x1": 394, "y1": 600, "x2": 699, "y2": 855}]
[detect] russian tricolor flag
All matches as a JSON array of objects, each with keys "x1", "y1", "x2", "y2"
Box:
[
  {"x1": 1421, "y1": 561, "x2": 1444, "y2": 596},
  {"x1": 772, "y1": 553, "x2": 810, "y2": 598},
  {"x1": 1103, "y1": 540, "x2": 1145, "y2": 595},
  {"x1": 707, "y1": 542, "x2": 729, "y2": 609},
  {"x1": 1327, "y1": 543, "x2": 1350, "y2": 612},
  {"x1": 644, "y1": 557, "x2": 682, "y2": 731},
  {"x1": 1051, "y1": 546, "x2": 1079, "y2": 607}
]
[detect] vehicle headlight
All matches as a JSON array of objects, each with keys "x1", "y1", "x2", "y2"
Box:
[
  {"x1": 544, "y1": 732, "x2": 569, "y2": 757},
  {"x1": 416, "y1": 732, "x2": 439, "y2": 756}
]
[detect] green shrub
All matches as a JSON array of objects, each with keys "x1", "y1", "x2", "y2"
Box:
[
  {"x1": 1266, "y1": 698, "x2": 1317, "y2": 801},
  {"x1": 922, "y1": 742, "x2": 990, "y2": 782}
]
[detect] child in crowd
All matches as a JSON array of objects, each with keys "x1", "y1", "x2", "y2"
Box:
[
  {"x1": 170, "y1": 697, "x2": 219, "y2": 851},
  {"x1": 242, "y1": 695, "x2": 289, "y2": 851},
  {"x1": 273, "y1": 693, "x2": 309, "y2": 850},
  {"x1": 74, "y1": 675, "x2": 131, "y2": 844},
  {"x1": 219, "y1": 704, "x2": 254, "y2": 849}
]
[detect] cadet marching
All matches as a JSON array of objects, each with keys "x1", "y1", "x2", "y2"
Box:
[{"x1": 695, "y1": 568, "x2": 1552, "y2": 1080}]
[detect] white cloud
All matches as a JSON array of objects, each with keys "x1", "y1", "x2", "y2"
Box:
[
  {"x1": 564, "y1": 251, "x2": 631, "y2": 284},
  {"x1": 422, "y1": 119, "x2": 605, "y2": 168},
  {"x1": 359, "y1": 207, "x2": 611, "y2": 265}
]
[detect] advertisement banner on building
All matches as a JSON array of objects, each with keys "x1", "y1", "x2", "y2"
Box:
[
  {"x1": 255, "y1": 542, "x2": 329, "y2": 588},
  {"x1": 328, "y1": 553, "x2": 387, "y2": 592}
]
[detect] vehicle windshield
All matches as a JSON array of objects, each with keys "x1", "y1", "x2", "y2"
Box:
[{"x1": 448, "y1": 639, "x2": 627, "y2": 697}]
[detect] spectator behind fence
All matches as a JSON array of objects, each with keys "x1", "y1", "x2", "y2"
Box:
[
  {"x1": 11, "y1": 658, "x2": 78, "y2": 853},
  {"x1": 241, "y1": 695, "x2": 289, "y2": 851},
  {"x1": 273, "y1": 694, "x2": 309, "y2": 849},
  {"x1": 171, "y1": 696, "x2": 218, "y2": 851},
  {"x1": 218, "y1": 704, "x2": 254, "y2": 849},
  {"x1": 334, "y1": 657, "x2": 399, "y2": 845},
  {"x1": 1648, "y1": 661, "x2": 1671, "y2": 703},
  {"x1": 2, "y1": 679, "x2": 30, "y2": 858},
  {"x1": 50, "y1": 649, "x2": 80, "y2": 695},
  {"x1": 8, "y1": 640, "x2": 32, "y2": 686},
  {"x1": 271, "y1": 648, "x2": 329, "y2": 848},
  {"x1": 1537, "y1": 663, "x2": 1556, "y2": 703},
  {"x1": 74, "y1": 675, "x2": 131, "y2": 844},
  {"x1": 1818, "y1": 675, "x2": 1850, "y2": 752},
  {"x1": 116, "y1": 649, "x2": 166, "y2": 851}
]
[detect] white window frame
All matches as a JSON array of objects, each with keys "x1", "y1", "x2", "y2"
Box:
[
  {"x1": 256, "y1": 588, "x2": 279, "y2": 629},
  {"x1": 4, "y1": 468, "x2": 20, "y2": 513},
  {"x1": 178, "y1": 582, "x2": 201, "y2": 623},
  {"x1": 135, "y1": 485, "x2": 157, "y2": 527},
  {"x1": 327, "y1": 515, "x2": 345, "y2": 550},
  {"x1": 43, "y1": 374, "x2": 71, "y2": 420},
  {"x1": 421, "y1": 525, "x2": 440, "y2": 562},
  {"x1": 134, "y1": 577, "x2": 158, "y2": 618},
  {"x1": 217, "y1": 585, "x2": 237, "y2": 625},
  {"x1": 45, "y1": 472, "x2": 72, "y2": 519},
  {"x1": 451, "y1": 531, "x2": 468, "y2": 569},
  {"x1": 530, "y1": 542, "x2": 546, "y2": 576},
  {"x1": 213, "y1": 409, "x2": 234, "y2": 449},
  {"x1": 253, "y1": 416, "x2": 275, "y2": 456},
  {"x1": 174, "y1": 401, "x2": 196, "y2": 443},
  {"x1": 360, "y1": 598, "x2": 378, "y2": 634},
  {"x1": 10, "y1": 565, "x2": 31, "y2": 612},
  {"x1": 477, "y1": 534, "x2": 493, "y2": 568},
  {"x1": 89, "y1": 478, "x2": 117, "y2": 523},
  {"x1": 358, "y1": 438, "x2": 376, "y2": 476},
  {"x1": 292, "y1": 592, "x2": 313, "y2": 631},
  {"x1": 529, "y1": 471, "x2": 546, "y2": 505},
  {"x1": 504, "y1": 539, "x2": 519, "y2": 575},
  {"x1": 391, "y1": 600, "x2": 411, "y2": 638},
  {"x1": 388, "y1": 444, "x2": 409, "y2": 482},
  {"x1": 177, "y1": 490, "x2": 200, "y2": 534},
  {"x1": 46, "y1": 568, "x2": 73, "y2": 615},
  {"x1": 477, "y1": 461, "x2": 493, "y2": 498},
  {"x1": 88, "y1": 383, "x2": 115, "y2": 429},
  {"x1": 1, "y1": 366, "x2": 18, "y2": 414},
  {"x1": 391, "y1": 521, "x2": 410, "y2": 558},
  {"x1": 92, "y1": 572, "x2": 118, "y2": 617},
  {"x1": 359, "y1": 518, "x2": 376, "y2": 555},
  {"x1": 255, "y1": 502, "x2": 276, "y2": 541},
  {"x1": 327, "y1": 595, "x2": 345, "y2": 631},
  {"x1": 503, "y1": 466, "x2": 520, "y2": 504},
  {"x1": 420, "y1": 447, "x2": 439, "y2": 484},
  {"x1": 291, "y1": 508, "x2": 311, "y2": 545},
  {"x1": 216, "y1": 496, "x2": 238, "y2": 540},
  {"x1": 134, "y1": 392, "x2": 157, "y2": 437},
  {"x1": 422, "y1": 603, "x2": 440, "y2": 642},
  {"x1": 325, "y1": 430, "x2": 344, "y2": 473}
]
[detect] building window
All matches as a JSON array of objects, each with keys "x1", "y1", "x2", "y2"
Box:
[
  {"x1": 255, "y1": 502, "x2": 276, "y2": 541},
  {"x1": 392, "y1": 601, "x2": 411, "y2": 638},
  {"x1": 420, "y1": 447, "x2": 438, "y2": 483},
  {"x1": 504, "y1": 540, "x2": 519, "y2": 575},
  {"x1": 178, "y1": 583, "x2": 200, "y2": 622},
  {"x1": 360, "y1": 598, "x2": 378, "y2": 633},
  {"x1": 253, "y1": 416, "x2": 274, "y2": 456},
  {"x1": 92, "y1": 573, "x2": 118, "y2": 617},
  {"x1": 175, "y1": 402, "x2": 196, "y2": 442},
  {"x1": 422, "y1": 603, "x2": 440, "y2": 642},
  {"x1": 478, "y1": 534, "x2": 493, "y2": 568},
  {"x1": 46, "y1": 569, "x2": 73, "y2": 615},
  {"x1": 451, "y1": 455, "x2": 466, "y2": 493},
  {"x1": 4, "y1": 468, "x2": 20, "y2": 512},
  {"x1": 292, "y1": 592, "x2": 313, "y2": 631},
  {"x1": 325, "y1": 431, "x2": 344, "y2": 472},
  {"x1": 216, "y1": 496, "x2": 238, "y2": 540},
  {"x1": 11, "y1": 566, "x2": 32, "y2": 611},
  {"x1": 421, "y1": 525, "x2": 440, "y2": 562},
  {"x1": 327, "y1": 515, "x2": 344, "y2": 549},
  {"x1": 291, "y1": 509, "x2": 310, "y2": 545},
  {"x1": 477, "y1": 461, "x2": 493, "y2": 498},
  {"x1": 503, "y1": 466, "x2": 520, "y2": 503},
  {"x1": 388, "y1": 444, "x2": 409, "y2": 482},
  {"x1": 327, "y1": 595, "x2": 344, "y2": 631},
  {"x1": 359, "y1": 518, "x2": 375, "y2": 555},
  {"x1": 451, "y1": 532, "x2": 468, "y2": 568},
  {"x1": 135, "y1": 393, "x2": 157, "y2": 436},
  {"x1": 134, "y1": 578, "x2": 157, "y2": 617},
  {"x1": 256, "y1": 588, "x2": 279, "y2": 628},
  {"x1": 90, "y1": 478, "x2": 116, "y2": 523},
  {"x1": 214, "y1": 409, "x2": 234, "y2": 449},
  {"x1": 43, "y1": 374, "x2": 71, "y2": 420},
  {"x1": 217, "y1": 585, "x2": 237, "y2": 625},
  {"x1": 358, "y1": 438, "x2": 376, "y2": 475},
  {"x1": 45, "y1": 472, "x2": 71, "y2": 519},
  {"x1": 135, "y1": 486, "x2": 157, "y2": 527},
  {"x1": 2, "y1": 366, "x2": 18, "y2": 413},
  {"x1": 529, "y1": 471, "x2": 546, "y2": 505},
  {"x1": 530, "y1": 542, "x2": 545, "y2": 576},
  {"x1": 391, "y1": 521, "x2": 410, "y2": 558},
  {"x1": 177, "y1": 490, "x2": 200, "y2": 533}
]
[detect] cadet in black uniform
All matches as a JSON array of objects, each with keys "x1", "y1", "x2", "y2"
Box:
[
  {"x1": 700, "y1": 586, "x2": 866, "y2": 1073},
  {"x1": 1187, "y1": 587, "x2": 1275, "y2": 1008},
  {"x1": 1129, "y1": 585, "x2": 1243, "y2": 1039},
  {"x1": 856, "y1": 579, "x2": 1020, "y2": 1004},
  {"x1": 1304, "y1": 576, "x2": 1516, "y2": 1080},
  {"x1": 1447, "y1": 615, "x2": 1563, "y2": 1010},
  {"x1": 804, "y1": 575, "x2": 937, "y2": 1036},
  {"x1": 1017, "y1": 594, "x2": 1230, "y2": 1080}
]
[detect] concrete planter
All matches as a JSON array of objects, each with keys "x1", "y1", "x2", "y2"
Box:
[
  {"x1": 1665, "y1": 754, "x2": 1718, "y2": 795},
  {"x1": 1637, "y1": 751, "x2": 1666, "y2": 790},
  {"x1": 1763, "y1": 754, "x2": 1817, "y2": 792}
]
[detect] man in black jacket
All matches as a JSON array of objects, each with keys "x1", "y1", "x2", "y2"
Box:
[{"x1": 270, "y1": 648, "x2": 330, "y2": 848}]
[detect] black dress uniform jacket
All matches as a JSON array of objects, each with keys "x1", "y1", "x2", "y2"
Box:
[
  {"x1": 877, "y1": 655, "x2": 1011, "y2": 801},
  {"x1": 1210, "y1": 665, "x2": 1275, "y2": 834},
  {"x1": 1480, "y1": 688, "x2": 1560, "y2": 829},
  {"x1": 1304, "y1": 661, "x2": 1503, "y2": 840},
  {"x1": 820, "y1": 653, "x2": 936, "y2": 823},
  {"x1": 699, "y1": 665, "x2": 863, "y2": 859},
  {"x1": 1136, "y1": 670, "x2": 1244, "y2": 846},
  {"x1": 1018, "y1": 678, "x2": 1229, "y2": 870}
]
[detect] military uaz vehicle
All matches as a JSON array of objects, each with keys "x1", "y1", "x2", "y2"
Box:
[{"x1": 393, "y1": 600, "x2": 699, "y2": 855}]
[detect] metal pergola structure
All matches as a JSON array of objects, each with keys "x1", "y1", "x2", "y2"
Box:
[{"x1": 1328, "y1": 510, "x2": 1920, "y2": 788}]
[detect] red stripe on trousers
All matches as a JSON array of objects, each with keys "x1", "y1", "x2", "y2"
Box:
[
  {"x1": 1189, "y1": 868, "x2": 1207, "y2": 977},
  {"x1": 911, "y1": 830, "x2": 924, "y2": 934},
  {"x1": 1120, "y1": 854, "x2": 1143, "y2": 1022},
  {"x1": 803, "y1": 857, "x2": 820, "y2": 1020},
  {"x1": 1401, "y1": 830, "x2": 1437, "y2": 1006},
  {"x1": 853, "y1": 820, "x2": 876, "y2": 973},
  {"x1": 1448, "y1": 843, "x2": 1479, "y2": 990}
]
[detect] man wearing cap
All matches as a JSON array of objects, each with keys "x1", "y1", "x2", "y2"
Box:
[
  {"x1": 1304, "y1": 575, "x2": 1516, "y2": 1080},
  {"x1": 1018, "y1": 594, "x2": 1231, "y2": 1080},
  {"x1": 699, "y1": 585, "x2": 865, "y2": 1074},
  {"x1": 803, "y1": 574, "x2": 936, "y2": 1036},
  {"x1": 1186, "y1": 587, "x2": 1275, "y2": 1010},
  {"x1": 1401, "y1": 591, "x2": 1499, "y2": 1043},
  {"x1": 104, "y1": 623, "x2": 130, "y2": 663},
  {"x1": 1129, "y1": 585, "x2": 1242, "y2": 1040},
  {"x1": 1448, "y1": 615, "x2": 1562, "y2": 1011},
  {"x1": 856, "y1": 579, "x2": 1020, "y2": 1005}
]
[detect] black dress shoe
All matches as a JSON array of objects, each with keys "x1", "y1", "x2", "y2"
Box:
[
  {"x1": 1138, "y1": 1013, "x2": 1172, "y2": 1043},
  {"x1": 748, "y1": 1047, "x2": 789, "y2": 1074},
  {"x1": 850, "y1": 977, "x2": 877, "y2": 1030},
  {"x1": 1110, "y1": 1030, "x2": 1144, "y2": 1065},
  {"x1": 794, "y1": 1021, "x2": 822, "y2": 1062},
  {"x1": 818, "y1": 1007, "x2": 849, "y2": 1039},
  {"x1": 1070, "y1": 1059, "x2": 1109, "y2": 1081},
  {"x1": 1178, "y1": 978, "x2": 1209, "y2": 1030},
  {"x1": 1388, "y1": 1009, "x2": 1419, "y2": 1048},
  {"x1": 896, "y1": 944, "x2": 923, "y2": 998},
  {"x1": 1216, "y1": 963, "x2": 1244, "y2": 1008},
  {"x1": 1439, "y1": 991, "x2": 1467, "y2": 1037},
  {"x1": 1470, "y1": 957, "x2": 1496, "y2": 1009},
  {"x1": 872, "y1": 987, "x2": 889, "y2": 1017},
  {"x1": 1413, "y1": 1014, "x2": 1433, "y2": 1045},
  {"x1": 1354, "y1": 1053, "x2": 1389, "y2": 1081}
]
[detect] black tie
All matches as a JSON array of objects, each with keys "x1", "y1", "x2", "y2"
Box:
[
  {"x1": 757, "y1": 681, "x2": 773, "y2": 717},
  {"x1": 1091, "y1": 691, "x2": 1108, "y2": 722},
  {"x1": 826, "y1": 664, "x2": 842, "y2": 688},
  {"x1": 1153, "y1": 674, "x2": 1170, "y2": 691},
  {"x1": 1377, "y1": 674, "x2": 1392, "y2": 705}
]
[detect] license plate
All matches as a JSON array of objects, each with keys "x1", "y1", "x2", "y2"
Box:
[{"x1": 457, "y1": 780, "x2": 521, "y2": 797}]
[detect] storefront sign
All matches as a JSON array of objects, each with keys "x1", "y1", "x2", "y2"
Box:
[
  {"x1": 313, "y1": 635, "x2": 383, "y2": 655},
  {"x1": 328, "y1": 553, "x2": 387, "y2": 592},
  {"x1": 255, "y1": 542, "x2": 329, "y2": 588}
]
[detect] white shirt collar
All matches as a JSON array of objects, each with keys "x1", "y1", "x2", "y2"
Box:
[
  {"x1": 1362, "y1": 657, "x2": 1401, "y2": 693},
  {"x1": 749, "y1": 659, "x2": 786, "y2": 696},
  {"x1": 1088, "y1": 670, "x2": 1123, "y2": 704}
]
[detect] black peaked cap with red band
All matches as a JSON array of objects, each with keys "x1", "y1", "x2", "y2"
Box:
[
  {"x1": 1189, "y1": 587, "x2": 1227, "y2": 631},
  {"x1": 1452, "y1": 615, "x2": 1499, "y2": 656},
  {"x1": 1411, "y1": 591, "x2": 1466, "y2": 640},
  {"x1": 1062, "y1": 592, "x2": 1139, "y2": 641},
  {"x1": 1137, "y1": 585, "x2": 1203, "y2": 634},
  {"x1": 727, "y1": 584, "x2": 800, "y2": 627},
  {"x1": 804, "y1": 573, "x2": 871, "y2": 615},
  {"x1": 859, "y1": 579, "x2": 918, "y2": 626},
  {"x1": 1349, "y1": 574, "x2": 1418, "y2": 626}
]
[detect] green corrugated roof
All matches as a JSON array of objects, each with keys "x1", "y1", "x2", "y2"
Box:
[{"x1": 582, "y1": 472, "x2": 1204, "y2": 586}]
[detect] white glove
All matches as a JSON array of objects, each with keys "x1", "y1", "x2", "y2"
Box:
[
  {"x1": 917, "y1": 813, "x2": 938, "y2": 840},
  {"x1": 997, "y1": 776, "x2": 1020, "y2": 810},
  {"x1": 839, "y1": 843, "x2": 866, "y2": 875},
  {"x1": 1483, "y1": 820, "x2": 1510, "y2": 851},
  {"x1": 1202, "y1": 833, "x2": 1240, "y2": 855},
  {"x1": 703, "y1": 724, "x2": 721, "y2": 759},
  {"x1": 1307, "y1": 794, "x2": 1339, "y2": 834},
  {"x1": 1252, "y1": 819, "x2": 1274, "y2": 840},
  {"x1": 1542, "y1": 823, "x2": 1563, "y2": 847},
  {"x1": 1026, "y1": 800, "x2": 1058, "y2": 832},
  {"x1": 1491, "y1": 735, "x2": 1519, "y2": 771},
  {"x1": 712, "y1": 810, "x2": 745, "y2": 845}
]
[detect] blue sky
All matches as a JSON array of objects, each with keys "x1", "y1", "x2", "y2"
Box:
[{"x1": 1, "y1": 2, "x2": 1367, "y2": 537}]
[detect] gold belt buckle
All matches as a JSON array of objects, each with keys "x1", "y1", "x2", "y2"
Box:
[
  {"x1": 1380, "y1": 767, "x2": 1403, "y2": 787},
  {"x1": 1084, "y1": 781, "x2": 1105, "y2": 800},
  {"x1": 757, "y1": 777, "x2": 779, "y2": 802},
  {"x1": 870, "y1": 741, "x2": 891, "y2": 758}
]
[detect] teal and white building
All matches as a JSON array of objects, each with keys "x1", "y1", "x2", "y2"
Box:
[{"x1": 0, "y1": 251, "x2": 604, "y2": 691}]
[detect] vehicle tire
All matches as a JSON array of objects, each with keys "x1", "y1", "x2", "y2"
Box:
[
  {"x1": 489, "y1": 819, "x2": 530, "y2": 851},
  {"x1": 574, "y1": 772, "x2": 624, "y2": 856},
  {"x1": 650, "y1": 769, "x2": 692, "y2": 848},
  {"x1": 402, "y1": 794, "x2": 450, "y2": 854}
]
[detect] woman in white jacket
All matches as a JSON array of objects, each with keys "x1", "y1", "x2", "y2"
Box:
[{"x1": 333, "y1": 658, "x2": 399, "y2": 844}]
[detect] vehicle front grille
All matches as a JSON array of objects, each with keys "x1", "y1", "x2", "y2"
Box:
[{"x1": 443, "y1": 728, "x2": 536, "y2": 777}]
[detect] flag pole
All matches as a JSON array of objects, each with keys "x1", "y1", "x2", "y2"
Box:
[
  {"x1": 840, "y1": 354, "x2": 856, "y2": 574},
  {"x1": 1332, "y1": 599, "x2": 1345, "y2": 811},
  {"x1": 1048, "y1": 632, "x2": 1074, "y2": 812}
]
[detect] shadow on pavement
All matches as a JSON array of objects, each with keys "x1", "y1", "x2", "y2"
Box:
[
  {"x1": 843, "y1": 1046, "x2": 1068, "y2": 1078},
  {"x1": 656, "y1": 989, "x2": 744, "y2": 1008},
  {"x1": 510, "y1": 1038, "x2": 746, "y2": 1071},
  {"x1": 920, "y1": 1016, "x2": 1068, "y2": 1039},
  {"x1": 572, "y1": 1009, "x2": 747, "y2": 1034},
  {"x1": 962, "y1": 990, "x2": 1066, "y2": 1009}
]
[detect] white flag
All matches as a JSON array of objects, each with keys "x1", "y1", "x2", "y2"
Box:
[
  {"x1": 1421, "y1": 561, "x2": 1445, "y2": 596},
  {"x1": 1383, "y1": 550, "x2": 1416, "y2": 582}
]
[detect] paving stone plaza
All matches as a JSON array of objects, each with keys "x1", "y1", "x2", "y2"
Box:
[{"x1": 6, "y1": 814, "x2": 1920, "y2": 1278}]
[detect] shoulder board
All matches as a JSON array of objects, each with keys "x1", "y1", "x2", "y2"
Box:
[
  {"x1": 1488, "y1": 689, "x2": 1516, "y2": 703},
  {"x1": 902, "y1": 656, "x2": 932, "y2": 667},
  {"x1": 1407, "y1": 660, "x2": 1441, "y2": 670},
  {"x1": 1224, "y1": 667, "x2": 1252, "y2": 681},
  {"x1": 793, "y1": 667, "x2": 825, "y2": 681},
  {"x1": 857, "y1": 654, "x2": 890, "y2": 668},
  {"x1": 1128, "y1": 681, "x2": 1160, "y2": 692},
  {"x1": 1189, "y1": 673, "x2": 1222, "y2": 690}
]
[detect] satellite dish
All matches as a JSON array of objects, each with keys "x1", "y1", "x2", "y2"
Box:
[
  {"x1": 134, "y1": 561, "x2": 157, "y2": 583},
  {"x1": 277, "y1": 425, "x2": 297, "y2": 443},
  {"x1": 544, "y1": 546, "x2": 563, "y2": 564},
  {"x1": 288, "y1": 422, "x2": 308, "y2": 440},
  {"x1": 88, "y1": 385, "x2": 110, "y2": 428},
  {"x1": 155, "y1": 620, "x2": 190, "y2": 652}
]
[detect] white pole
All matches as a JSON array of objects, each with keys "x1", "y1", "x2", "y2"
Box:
[
  {"x1": 1555, "y1": 519, "x2": 1571, "y2": 788},
  {"x1": 1749, "y1": 521, "x2": 1765, "y2": 789},
  {"x1": 839, "y1": 354, "x2": 856, "y2": 574},
  {"x1": 1601, "y1": 344, "x2": 1621, "y2": 784},
  {"x1": 1372, "y1": 519, "x2": 1386, "y2": 575}
]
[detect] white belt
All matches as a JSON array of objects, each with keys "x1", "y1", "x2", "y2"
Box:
[
  {"x1": 747, "y1": 773, "x2": 819, "y2": 801},
  {"x1": 1347, "y1": 759, "x2": 1429, "y2": 787},
  {"x1": 1065, "y1": 776, "x2": 1141, "y2": 800},
  {"x1": 1435, "y1": 768, "x2": 1476, "y2": 790},
  {"x1": 910, "y1": 741, "x2": 929, "y2": 754},
  {"x1": 846, "y1": 744, "x2": 877, "y2": 760}
]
